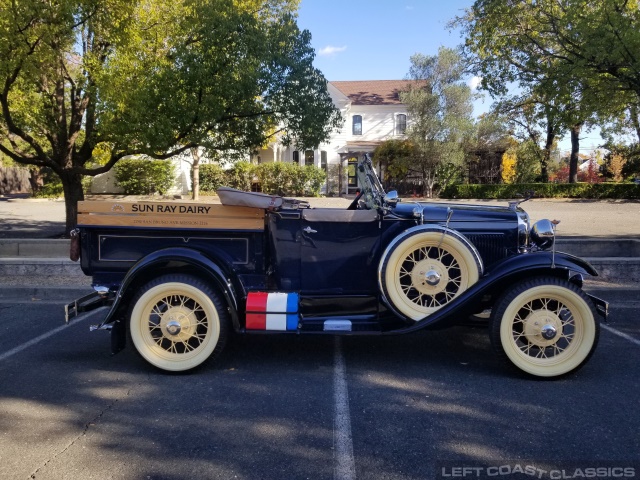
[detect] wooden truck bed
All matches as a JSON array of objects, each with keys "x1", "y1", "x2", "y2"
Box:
[{"x1": 77, "y1": 201, "x2": 265, "y2": 231}]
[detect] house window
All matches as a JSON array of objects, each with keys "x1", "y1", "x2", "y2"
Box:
[
  {"x1": 305, "y1": 150, "x2": 314, "y2": 166},
  {"x1": 320, "y1": 151, "x2": 327, "y2": 171},
  {"x1": 352, "y1": 115, "x2": 362, "y2": 135},
  {"x1": 292, "y1": 151, "x2": 299, "y2": 164},
  {"x1": 396, "y1": 114, "x2": 407, "y2": 135}
]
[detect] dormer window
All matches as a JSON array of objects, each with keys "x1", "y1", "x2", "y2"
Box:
[
  {"x1": 396, "y1": 114, "x2": 407, "y2": 135},
  {"x1": 352, "y1": 115, "x2": 362, "y2": 135}
]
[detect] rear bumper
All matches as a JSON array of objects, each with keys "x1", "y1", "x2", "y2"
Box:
[{"x1": 64, "y1": 290, "x2": 114, "y2": 323}]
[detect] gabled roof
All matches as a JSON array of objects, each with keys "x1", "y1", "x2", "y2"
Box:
[{"x1": 330, "y1": 80, "x2": 412, "y2": 106}]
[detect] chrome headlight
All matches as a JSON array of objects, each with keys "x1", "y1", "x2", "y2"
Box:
[{"x1": 530, "y1": 219, "x2": 556, "y2": 250}]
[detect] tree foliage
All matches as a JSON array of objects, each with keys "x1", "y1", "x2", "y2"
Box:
[
  {"x1": 0, "y1": 0, "x2": 340, "y2": 232},
  {"x1": 372, "y1": 138, "x2": 415, "y2": 188},
  {"x1": 454, "y1": 0, "x2": 640, "y2": 182},
  {"x1": 401, "y1": 47, "x2": 475, "y2": 197}
]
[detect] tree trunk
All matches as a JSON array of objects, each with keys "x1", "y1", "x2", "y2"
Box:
[
  {"x1": 630, "y1": 103, "x2": 640, "y2": 144},
  {"x1": 61, "y1": 171, "x2": 85, "y2": 236},
  {"x1": 424, "y1": 168, "x2": 433, "y2": 198},
  {"x1": 569, "y1": 123, "x2": 582, "y2": 184},
  {"x1": 541, "y1": 123, "x2": 555, "y2": 183},
  {"x1": 28, "y1": 167, "x2": 44, "y2": 194},
  {"x1": 191, "y1": 147, "x2": 201, "y2": 201}
]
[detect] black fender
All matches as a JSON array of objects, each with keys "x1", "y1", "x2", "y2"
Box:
[
  {"x1": 97, "y1": 247, "x2": 243, "y2": 331},
  {"x1": 384, "y1": 250, "x2": 599, "y2": 334}
]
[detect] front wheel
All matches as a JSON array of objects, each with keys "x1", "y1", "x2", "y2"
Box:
[
  {"x1": 490, "y1": 277, "x2": 599, "y2": 378},
  {"x1": 128, "y1": 274, "x2": 228, "y2": 372}
]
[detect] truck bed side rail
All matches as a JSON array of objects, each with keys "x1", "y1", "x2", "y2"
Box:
[{"x1": 77, "y1": 201, "x2": 265, "y2": 231}]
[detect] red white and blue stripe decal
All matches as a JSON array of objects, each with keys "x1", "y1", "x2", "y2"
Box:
[{"x1": 246, "y1": 292, "x2": 299, "y2": 331}]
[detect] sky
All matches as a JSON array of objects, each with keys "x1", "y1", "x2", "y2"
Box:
[{"x1": 296, "y1": 0, "x2": 603, "y2": 153}]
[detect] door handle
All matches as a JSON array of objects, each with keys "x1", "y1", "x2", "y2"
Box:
[{"x1": 303, "y1": 226, "x2": 317, "y2": 234}]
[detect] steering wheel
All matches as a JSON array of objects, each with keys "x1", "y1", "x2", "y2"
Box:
[{"x1": 347, "y1": 190, "x2": 364, "y2": 210}]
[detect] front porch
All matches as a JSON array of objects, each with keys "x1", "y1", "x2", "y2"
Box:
[{"x1": 338, "y1": 141, "x2": 382, "y2": 195}]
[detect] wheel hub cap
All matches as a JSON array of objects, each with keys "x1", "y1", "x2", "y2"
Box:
[
  {"x1": 523, "y1": 311, "x2": 563, "y2": 347},
  {"x1": 411, "y1": 260, "x2": 450, "y2": 295},
  {"x1": 541, "y1": 324, "x2": 557, "y2": 340},
  {"x1": 159, "y1": 307, "x2": 196, "y2": 342},
  {"x1": 425, "y1": 270, "x2": 441, "y2": 286},
  {"x1": 165, "y1": 320, "x2": 182, "y2": 336}
]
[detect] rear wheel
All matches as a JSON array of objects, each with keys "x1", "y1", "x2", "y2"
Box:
[
  {"x1": 379, "y1": 229, "x2": 481, "y2": 320},
  {"x1": 128, "y1": 274, "x2": 228, "y2": 372},
  {"x1": 490, "y1": 277, "x2": 599, "y2": 378}
]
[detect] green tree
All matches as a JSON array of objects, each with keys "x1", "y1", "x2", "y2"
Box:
[
  {"x1": 491, "y1": 94, "x2": 564, "y2": 182},
  {"x1": 372, "y1": 139, "x2": 416, "y2": 189},
  {"x1": 514, "y1": 140, "x2": 543, "y2": 183},
  {"x1": 0, "y1": 0, "x2": 341, "y2": 233},
  {"x1": 401, "y1": 47, "x2": 475, "y2": 197},
  {"x1": 453, "y1": 0, "x2": 637, "y2": 183}
]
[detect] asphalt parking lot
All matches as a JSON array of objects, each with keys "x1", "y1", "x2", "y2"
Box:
[{"x1": 0, "y1": 293, "x2": 638, "y2": 480}]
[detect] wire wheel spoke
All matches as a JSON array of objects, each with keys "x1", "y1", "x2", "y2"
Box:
[{"x1": 510, "y1": 296, "x2": 580, "y2": 358}]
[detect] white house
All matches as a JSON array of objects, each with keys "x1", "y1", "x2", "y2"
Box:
[{"x1": 253, "y1": 80, "x2": 412, "y2": 195}]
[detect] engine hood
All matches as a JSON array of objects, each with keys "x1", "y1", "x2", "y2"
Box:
[{"x1": 390, "y1": 201, "x2": 524, "y2": 224}]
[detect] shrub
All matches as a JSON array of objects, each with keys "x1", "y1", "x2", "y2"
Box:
[
  {"x1": 114, "y1": 158, "x2": 175, "y2": 195},
  {"x1": 303, "y1": 165, "x2": 326, "y2": 196},
  {"x1": 32, "y1": 181, "x2": 64, "y2": 198},
  {"x1": 255, "y1": 162, "x2": 291, "y2": 195},
  {"x1": 198, "y1": 163, "x2": 227, "y2": 193},
  {"x1": 225, "y1": 161, "x2": 256, "y2": 191},
  {"x1": 252, "y1": 162, "x2": 326, "y2": 196}
]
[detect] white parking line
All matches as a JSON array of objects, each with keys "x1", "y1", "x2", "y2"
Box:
[
  {"x1": 0, "y1": 313, "x2": 93, "y2": 362},
  {"x1": 334, "y1": 336, "x2": 356, "y2": 480},
  {"x1": 602, "y1": 324, "x2": 640, "y2": 347}
]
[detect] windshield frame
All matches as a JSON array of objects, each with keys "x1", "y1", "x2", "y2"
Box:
[{"x1": 356, "y1": 154, "x2": 386, "y2": 210}]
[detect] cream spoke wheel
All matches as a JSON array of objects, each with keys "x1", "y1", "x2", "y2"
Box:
[
  {"x1": 380, "y1": 228, "x2": 481, "y2": 320},
  {"x1": 490, "y1": 277, "x2": 599, "y2": 378},
  {"x1": 129, "y1": 275, "x2": 228, "y2": 372}
]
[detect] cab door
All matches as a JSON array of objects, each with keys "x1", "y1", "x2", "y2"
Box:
[{"x1": 300, "y1": 209, "x2": 380, "y2": 294}]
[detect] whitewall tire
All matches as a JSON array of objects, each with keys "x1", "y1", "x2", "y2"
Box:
[
  {"x1": 128, "y1": 274, "x2": 228, "y2": 372},
  {"x1": 490, "y1": 277, "x2": 599, "y2": 378}
]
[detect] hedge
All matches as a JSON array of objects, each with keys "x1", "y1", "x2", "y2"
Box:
[
  {"x1": 440, "y1": 182, "x2": 640, "y2": 200},
  {"x1": 197, "y1": 163, "x2": 227, "y2": 192},
  {"x1": 114, "y1": 159, "x2": 176, "y2": 195},
  {"x1": 199, "y1": 162, "x2": 326, "y2": 197}
]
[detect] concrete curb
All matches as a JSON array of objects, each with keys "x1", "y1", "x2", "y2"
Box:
[
  {"x1": 0, "y1": 286, "x2": 92, "y2": 301},
  {"x1": 0, "y1": 257, "x2": 82, "y2": 276},
  {"x1": 0, "y1": 238, "x2": 70, "y2": 257}
]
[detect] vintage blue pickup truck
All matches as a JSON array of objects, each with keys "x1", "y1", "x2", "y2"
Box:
[{"x1": 66, "y1": 156, "x2": 608, "y2": 377}]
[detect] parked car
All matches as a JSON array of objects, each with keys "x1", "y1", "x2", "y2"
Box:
[{"x1": 66, "y1": 156, "x2": 608, "y2": 377}]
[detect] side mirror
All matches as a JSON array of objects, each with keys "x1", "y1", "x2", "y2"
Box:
[{"x1": 383, "y1": 191, "x2": 399, "y2": 207}]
